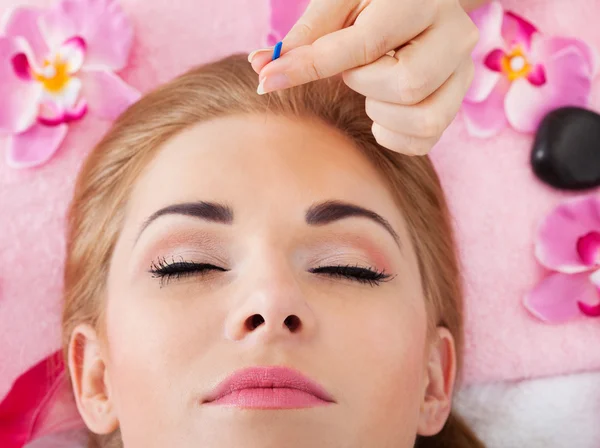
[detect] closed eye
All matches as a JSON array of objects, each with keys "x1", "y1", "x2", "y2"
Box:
[
  {"x1": 148, "y1": 259, "x2": 393, "y2": 288},
  {"x1": 309, "y1": 264, "x2": 392, "y2": 286},
  {"x1": 149, "y1": 256, "x2": 227, "y2": 286}
]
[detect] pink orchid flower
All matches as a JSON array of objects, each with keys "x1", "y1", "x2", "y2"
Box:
[
  {"x1": 463, "y1": 2, "x2": 597, "y2": 138},
  {"x1": 0, "y1": 351, "x2": 84, "y2": 448},
  {"x1": 524, "y1": 194, "x2": 600, "y2": 323},
  {"x1": 0, "y1": 0, "x2": 140, "y2": 169}
]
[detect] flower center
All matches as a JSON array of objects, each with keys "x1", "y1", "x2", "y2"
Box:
[
  {"x1": 501, "y1": 47, "x2": 532, "y2": 81},
  {"x1": 34, "y1": 56, "x2": 70, "y2": 93}
]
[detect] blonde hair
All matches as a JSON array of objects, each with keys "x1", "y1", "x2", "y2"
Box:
[{"x1": 63, "y1": 54, "x2": 483, "y2": 448}]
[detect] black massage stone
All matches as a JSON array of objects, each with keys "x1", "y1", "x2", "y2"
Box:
[{"x1": 531, "y1": 107, "x2": 600, "y2": 190}]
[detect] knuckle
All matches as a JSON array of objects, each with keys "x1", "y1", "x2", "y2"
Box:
[
  {"x1": 407, "y1": 134, "x2": 434, "y2": 155},
  {"x1": 294, "y1": 22, "x2": 314, "y2": 41},
  {"x1": 395, "y1": 62, "x2": 429, "y2": 105},
  {"x1": 299, "y1": 48, "x2": 328, "y2": 80},
  {"x1": 362, "y1": 32, "x2": 391, "y2": 64},
  {"x1": 415, "y1": 110, "x2": 446, "y2": 138},
  {"x1": 414, "y1": 141, "x2": 434, "y2": 156},
  {"x1": 308, "y1": 59, "x2": 326, "y2": 80}
]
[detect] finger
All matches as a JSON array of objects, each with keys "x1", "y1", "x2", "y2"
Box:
[
  {"x1": 343, "y1": 7, "x2": 479, "y2": 105},
  {"x1": 258, "y1": 2, "x2": 436, "y2": 92},
  {"x1": 249, "y1": 0, "x2": 353, "y2": 74},
  {"x1": 371, "y1": 123, "x2": 439, "y2": 156},
  {"x1": 283, "y1": 0, "x2": 353, "y2": 48},
  {"x1": 250, "y1": 49, "x2": 275, "y2": 74},
  {"x1": 365, "y1": 58, "x2": 475, "y2": 141}
]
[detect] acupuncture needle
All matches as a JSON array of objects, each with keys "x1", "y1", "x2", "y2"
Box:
[{"x1": 264, "y1": 41, "x2": 283, "y2": 120}]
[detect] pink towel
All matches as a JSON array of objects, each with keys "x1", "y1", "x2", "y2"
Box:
[{"x1": 431, "y1": 0, "x2": 600, "y2": 383}]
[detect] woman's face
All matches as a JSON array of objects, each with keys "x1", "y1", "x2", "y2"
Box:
[{"x1": 74, "y1": 115, "x2": 454, "y2": 447}]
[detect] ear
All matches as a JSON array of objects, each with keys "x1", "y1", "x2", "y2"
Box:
[
  {"x1": 417, "y1": 326, "x2": 457, "y2": 436},
  {"x1": 68, "y1": 324, "x2": 118, "y2": 435}
]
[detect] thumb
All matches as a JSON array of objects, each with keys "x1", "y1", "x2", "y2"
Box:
[
  {"x1": 283, "y1": 0, "x2": 354, "y2": 49},
  {"x1": 249, "y1": 0, "x2": 354, "y2": 73}
]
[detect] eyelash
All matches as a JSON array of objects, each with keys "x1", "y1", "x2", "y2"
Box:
[
  {"x1": 148, "y1": 257, "x2": 392, "y2": 287},
  {"x1": 149, "y1": 256, "x2": 228, "y2": 287},
  {"x1": 308, "y1": 264, "x2": 392, "y2": 286}
]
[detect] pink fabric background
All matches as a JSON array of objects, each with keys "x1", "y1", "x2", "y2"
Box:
[{"x1": 0, "y1": 0, "x2": 598, "y2": 404}]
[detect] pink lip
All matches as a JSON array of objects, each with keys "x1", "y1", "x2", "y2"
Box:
[{"x1": 203, "y1": 366, "x2": 335, "y2": 409}]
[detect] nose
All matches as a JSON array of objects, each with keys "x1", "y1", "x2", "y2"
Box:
[{"x1": 224, "y1": 269, "x2": 316, "y2": 342}]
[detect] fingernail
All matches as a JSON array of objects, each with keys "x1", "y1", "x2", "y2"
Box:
[
  {"x1": 248, "y1": 48, "x2": 272, "y2": 63},
  {"x1": 257, "y1": 73, "x2": 291, "y2": 95},
  {"x1": 257, "y1": 77, "x2": 267, "y2": 95}
]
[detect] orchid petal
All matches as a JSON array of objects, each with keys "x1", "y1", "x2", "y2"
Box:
[
  {"x1": 61, "y1": 77, "x2": 82, "y2": 108},
  {"x1": 6, "y1": 123, "x2": 68, "y2": 169},
  {"x1": 535, "y1": 194, "x2": 600, "y2": 273},
  {"x1": 535, "y1": 35, "x2": 598, "y2": 77},
  {"x1": 484, "y1": 49, "x2": 506, "y2": 72},
  {"x1": 38, "y1": 79, "x2": 87, "y2": 126},
  {"x1": 578, "y1": 300, "x2": 600, "y2": 317},
  {"x1": 0, "y1": 352, "x2": 84, "y2": 448},
  {"x1": 504, "y1": 46, "x2": 592, "y2": 133},
  {"x1": 469, "y1": 2, "x2": 505, "y2": 58},
  {"x1": 524, "y1": 272, "x2": 598, "y2": 323},
  {"x1": 37, "y1": 101, "x2": 65, "y2": 127},
  {"x1": 65, "y1": 99, "x2": 88, "y2": 122},
  {"x1": 465, "y1": 2, "x2": 505, "y2": 102},
  {"x1": 40, "y1": 0, "x2": 133, "y2": 71},
  {"x1": 502, "y1": 11, "x2": 538, "y2": 51},
  {"x1": 466, "y1": 63, "x2": 502, "y2": 103},
  {"x1": 591, "y1": 270, "x2": 600, "y2": 288},
  {"x1": 0, "y1": 37, "x2": 43, "y2": 134},
  {"x1": 58, "y1": 36, "x2": 86, "y2": 74},
  {"x1": 576, "y1": 232, "x2": 600, "y2": 266},
  {"x1": 11, "y1": 53, "x2": 33, "y2": 80},
  {"x1": 526, "y1": 64, "x2": 546, "y2": 86},
  {"x1": 1, "y1": 7, "x2": 49, "y2": 63},
  {"x1": 79, "y1": 69, "x2": 140, "y2": 120},
  {"x1": 462, "y1": 78, "x2": 510, "y2": 138}
]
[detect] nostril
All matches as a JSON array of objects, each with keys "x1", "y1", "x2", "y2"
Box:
[
  {"x1": 284, "y1": 315, "x2": 301, "y2": 332},
  {"x1": 246, "y1": 314, "x2": 265, "y2": 331}
]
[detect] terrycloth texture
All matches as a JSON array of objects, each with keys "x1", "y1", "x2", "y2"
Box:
[
  {"x1": 455, "y1": 371, "x2": 600, "y2": 447},
  {"x1": 431, "y1": 0, "x2": 600, "y2": 384},
  {"x1": 0, "y1": 0, "x2": 598, "y2": 412}
]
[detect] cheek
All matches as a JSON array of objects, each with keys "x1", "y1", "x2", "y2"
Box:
[
  {"x1": 103, "y1": 283, "x2": 224, "y2": 424},
  {"x1": 329, "y1": 288, "x2": 429, "y2": 435}
]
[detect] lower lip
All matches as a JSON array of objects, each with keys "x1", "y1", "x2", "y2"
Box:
[{"x1": 206, "y1": 388, "x2": 331, "y2": 409}]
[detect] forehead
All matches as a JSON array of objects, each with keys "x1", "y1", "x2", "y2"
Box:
[{"x1": 126, "y1": 114, "x2": 402, "y2": 225}]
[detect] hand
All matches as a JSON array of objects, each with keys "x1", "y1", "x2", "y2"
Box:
[{"x1": 249, "y1": 0, "x2": 482, "y2": 156}]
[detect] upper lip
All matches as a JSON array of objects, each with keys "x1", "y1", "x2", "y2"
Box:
[{"x1": 203, "y1": 366, "x2": 335, "y2": 403}]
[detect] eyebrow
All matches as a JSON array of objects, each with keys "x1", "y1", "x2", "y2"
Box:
[
  {"x1": 306, "y1": 200, "x2": 400, "y2": 246},
  {"x1": 136, "y1": 201, "x2": 233, "y2": 242},
  {"x1": 135, "y1": 200, "x2": 400, "y2": 247}
]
